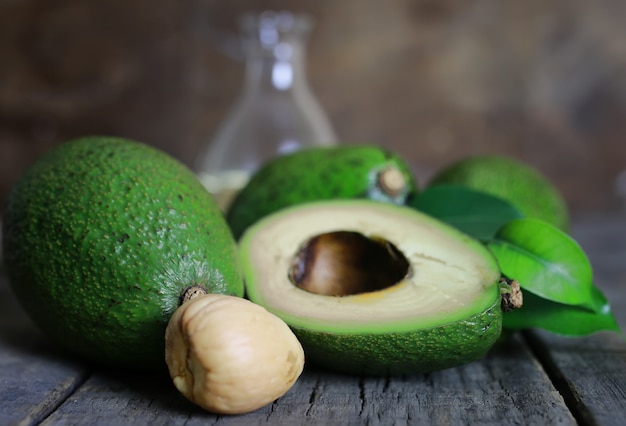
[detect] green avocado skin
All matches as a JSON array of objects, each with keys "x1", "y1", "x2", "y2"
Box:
[
  {"x1": 290, "y1": 298, "x2": 502, "y2": 376},
  {"x1": 226, "y1": 145, "x2": 417, "y2": 239},
  {"x1": 429, "y1": 155, "x2": 570, "y2": 232},
  {"x1": 2, "y1": 137, "x2": 243, "y2": 370}
]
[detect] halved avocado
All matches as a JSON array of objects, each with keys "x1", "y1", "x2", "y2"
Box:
[{"x1": 239, "y1": 200, "x2": 504, "y2": 376}]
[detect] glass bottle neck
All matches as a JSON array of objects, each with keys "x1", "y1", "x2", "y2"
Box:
[
  {"x1": 243, "y1": 43, "x2": 307, "y2": 92},
  {"x1": 239, "y1": 12, "x2": 312, "y2": 94}
]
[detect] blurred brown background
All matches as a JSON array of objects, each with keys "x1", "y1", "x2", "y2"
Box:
[{"x1": 1, "y1": 0, "x2": 625, "y2": 216}]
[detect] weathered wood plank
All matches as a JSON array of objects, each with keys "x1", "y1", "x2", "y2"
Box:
[
  {"x1": 527, "y1": 332, "x2": 626, "y2": 426},
  {"x1": 39, "y1": 334, "x2": 575, "y2": 425},
  {"x1": 0, "y1": 277, "x2": 90, "y2": 425}
]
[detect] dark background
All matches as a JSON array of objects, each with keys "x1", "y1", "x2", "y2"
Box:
[{"x1": 1, "y1": 0, "x2": 625, "y2": 216}]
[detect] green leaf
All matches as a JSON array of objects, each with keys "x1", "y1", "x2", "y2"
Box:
[
  {"x1": 503, "y1": 286, "x2": 621, "y2": 336},
  {"x1": 409, "y1": 184, "x2": 523, "y2": 240},
  {"x1": 486, "y1": 218, "x2": 595, "y2": 310}
]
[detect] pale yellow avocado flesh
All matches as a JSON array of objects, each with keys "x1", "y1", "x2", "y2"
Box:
[{"x1": 239, "y1": 200, "x2": 501, "y2": 334}]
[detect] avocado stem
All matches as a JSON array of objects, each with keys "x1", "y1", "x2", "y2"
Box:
[
  {"x1": 377, "y1": 167, "x2": 407, "y2": 198},
  {"x1": 499, "y1": 277, "x2": 523, "y2": 312},
  {"x1": 180, "y1": 285, "x2": 208, "y2": 306}
]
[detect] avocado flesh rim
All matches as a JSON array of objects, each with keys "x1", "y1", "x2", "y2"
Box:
[{"x1": 240, "y1": 200, "x2": 501, "y2": 334}]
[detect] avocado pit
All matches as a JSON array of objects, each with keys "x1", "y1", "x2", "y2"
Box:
[{"x1": 288, "y1": 231, "x2": 411, "y2": 296}]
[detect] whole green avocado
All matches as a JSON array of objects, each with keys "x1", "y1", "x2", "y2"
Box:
[
  {"x1": 429, "y1": 155, "x2": 570, "y2": 232},
  {"x1": 226, "y1": 145, "x2": 417, "y2": 239},
  {"x1": 2, "y1": 136, "x2": 243, "y2": 370}
]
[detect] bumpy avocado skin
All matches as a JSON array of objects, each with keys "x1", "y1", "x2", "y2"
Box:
[
  {"x1": 226, "y1": 145, "x2": 417, "y2": 239},
  {"x1": 290, "y1": 297, "x2": 502, "y2": 376},
  {"x1": 2, "y1": 137, "x2": 243, "y2": 370}
]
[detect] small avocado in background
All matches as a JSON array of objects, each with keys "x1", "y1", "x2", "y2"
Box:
[
  {"x1": 239, "y1": 199, "x2": 517, "y2": 376},
  {"x1": 428, "y1": 155, "x2": 570, "y2": 232},
  {"x1": 2, "y1": 136, "x2": 244, "y2": 370},
  {"x1": 226, "y1": 145, "x2": 417, "y2": 239}
]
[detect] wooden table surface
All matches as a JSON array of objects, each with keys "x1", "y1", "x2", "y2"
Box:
[{"x1": 1, "y1": 214, "x2": 625, "y2": 425}]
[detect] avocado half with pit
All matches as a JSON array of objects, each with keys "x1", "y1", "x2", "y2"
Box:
[{"x1": 239, "y1": 200, "x2": 505, "y2": 376}]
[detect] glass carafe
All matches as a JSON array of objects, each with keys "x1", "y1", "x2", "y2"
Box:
[{"x1": 196, "y1": 11, "x2": 338, "y2": 210}]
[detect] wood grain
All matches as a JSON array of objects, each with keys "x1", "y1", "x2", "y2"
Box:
[
  {"x1": 37, "y1": 337, "x2": 576, "y2": 425},
  {"x1": 0, "y1": 281, "x2": 89, "y2": 425}
]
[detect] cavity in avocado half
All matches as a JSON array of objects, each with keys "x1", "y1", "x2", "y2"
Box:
[{"x1": 239, "y1": 200, "x2": 506, "y2": 376}]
